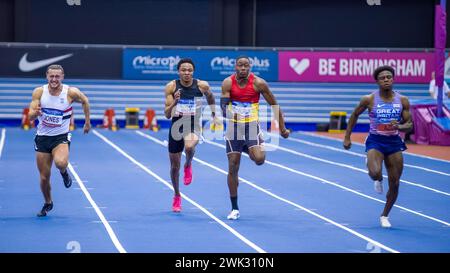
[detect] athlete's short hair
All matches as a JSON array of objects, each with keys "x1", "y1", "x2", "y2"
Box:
[
  {"x1": 235, "y1": 55, "x2": 250, "y2": 63},
  {"x1": 46, "y1": 64, "x2": 64, "y2": 74},
  {"x1": 373, "y1": 65, "x2": 395, "y2": 80},
  {"x1": 177, "y1": 58, "x2": 195, "y2": 71}
]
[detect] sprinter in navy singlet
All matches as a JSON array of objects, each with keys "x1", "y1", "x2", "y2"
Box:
[{"x1": 164, "y1": 58, "x2": 220, "y2": 213}]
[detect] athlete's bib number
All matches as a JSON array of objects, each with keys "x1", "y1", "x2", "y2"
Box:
[
  {"x1": 42, "y1": 108, "x2": 63, "y2": 127},
  {"x1": 176, "y1": 99, "x2": 197, "y2": 116},
  {"x1": 377, "y1": 123, "x2": 395, "y2": 132},
  {"x1": 231, "y1": 101, "x2": 252, "y2": 118}
]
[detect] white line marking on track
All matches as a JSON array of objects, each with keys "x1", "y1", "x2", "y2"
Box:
[
  {"x1": 95, "y1": 130, "x2": 266, "y2": 253},
  {"x1": 0, "y1": 128, "x2": 6, "y2": 159},
  {"x1": 296, "y1": 131, "x2": 450, "y2": 164},
  {"x1": 136, "y1": 131, "x2": 400, "y2": 253},
  {"x1": 202, "y1": 139, "x2": 450, "y2": 227},
  {"x1": 68, "y1": 163, "x2": 126, "y2": 253},
  {"x1": 263, "y1": 139, "x2": 450, "y2": 196},
  {"x1": 278, "y1": 133, "x2": 450, "y2": 177}
]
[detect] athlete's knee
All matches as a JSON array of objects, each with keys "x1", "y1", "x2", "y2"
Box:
[
  {"x1": 390, "y1": 184, "x2": 399, "y2": 193},
  {"x1": 368, "y1": 167, "x2": 382, "y2": 181},
  {"x1": 228, "y1": 162, "x2": 240, "y2": 175},
  {"x1": 229, "y1": 166, "x2": 239, "y2": 175},
  {"x1": 254, "y1": 155, "x2": 265, "y2": 166},
  {"x1": 53, "y1": 158, "x2": 68, "y2": 170},
  {"x1": 388, "y1": 179, "x2": 400, "y2": 191},
  {"x1": 39, "y1": 174, "x2": 50, "y2": 184},
  {"x1": 170, "y1": 162, "x2": 180, "y2": 172},
  {"x1": 184, "y1": 144, "x2": 195, "y2": 154}
]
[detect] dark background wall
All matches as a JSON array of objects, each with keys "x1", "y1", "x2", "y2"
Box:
[{"x1": 0, "y1": 0, "x2": 447, "y2": 48}]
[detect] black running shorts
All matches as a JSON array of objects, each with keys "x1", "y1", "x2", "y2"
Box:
[
  {"x1": 168, "y1": 116, "x2": 201, "y2": 154},
  {"x1": 34, "y1": 133, "x2": 71, "y2": 153}
]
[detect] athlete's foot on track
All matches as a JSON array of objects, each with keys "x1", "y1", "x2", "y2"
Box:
[
  {"x1": 37, "y1": 202, "x2": 53, "y2": 217},
  {"x1": 61, "y1": 170, "x2": 72, "y2": 188}
]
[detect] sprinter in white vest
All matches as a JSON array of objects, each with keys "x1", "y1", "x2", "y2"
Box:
[{"x1": 28, "y1": 64, "x2": 91, "y2": 217}]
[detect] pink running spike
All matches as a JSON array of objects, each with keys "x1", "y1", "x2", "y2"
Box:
[
  {"x1": 183, "y1": 165, "x2": 193, "y2": 185},
  {"x1": 172, "y1": 195, "x2": 181, "y2": 212}
]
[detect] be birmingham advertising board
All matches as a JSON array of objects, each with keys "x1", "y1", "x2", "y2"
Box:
[
  {"x1": 279, "y1": 51, "x2": 435, "y2": 83},
  {"x1": 123, "y1": 49, "x2": 278, "y2": 81}
]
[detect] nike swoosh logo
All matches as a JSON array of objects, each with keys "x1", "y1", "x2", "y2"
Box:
[
  {"x1": 377, "y1": 104, "x2": 385, "y2": 107},
  {"x1": 18, "y1": 53, "x2": 74, "y2": 72}
]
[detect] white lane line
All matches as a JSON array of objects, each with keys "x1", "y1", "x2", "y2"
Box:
[
  {"x1": 202, "y1": 139, "x2": 450, "y2": 227},
  {"x1": 94, "y1": 130, "x2": 266, "y2": 253},
  {"x1": 296, "y1": 131, "x2": 450, "y2": 164},
  {"x1": 0, "y1": 128, "x2": 6, "y2": 159},
  {"x1": 279, "y1": 133, "x2": 450, "y2": 177},
  {"x1": 68, "y1": 163, "x2": 126, "y2": 253},
  {"x1": 263, "y1": 141, "x2": 450, "y2": 196},
  {"x1": 136, "y1": 131, "x2": 400, "y2": 253}
]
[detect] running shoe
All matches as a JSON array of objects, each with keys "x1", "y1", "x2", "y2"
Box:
[
  {"x1": 183, "y1": 165, "x2": 193, "y2": 185},
  {"x1": 374, "y1": 180, "x2": 383, "y2": 194},
  {"x1": 380, "y1": 216, "x2": 391, "y2": 228},
  {"x1": 61, "y1": 170, "x2": 73, "y2": 188},
  {"x1": 227, "y1": 209, "x2": 240, "y2": 220},
  {"x1": 37, "y1": 202, "x2": 53, "y2": 217},
  {"x1": 172, "y1": 195, "x2": 181, "y2": 212}
]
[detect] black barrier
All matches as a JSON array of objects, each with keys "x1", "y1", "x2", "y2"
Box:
[{"x1": 0, "y1": 45, "x2": 122, "y2": 78}]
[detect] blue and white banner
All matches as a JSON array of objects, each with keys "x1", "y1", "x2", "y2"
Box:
[{"x1": 123, "y1": 49, "x2": 278, "y2": 81}]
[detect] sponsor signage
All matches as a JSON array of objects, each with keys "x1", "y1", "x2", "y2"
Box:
[
  {"x1": 0, "y1": 46, "x2": 122, "y2": 78},
  {"x1": 123, "y1": 49, "x2": 278, "y2": 81},
  {"x1": 279, "y1": 51, "x2": 434, "y2": 83}
]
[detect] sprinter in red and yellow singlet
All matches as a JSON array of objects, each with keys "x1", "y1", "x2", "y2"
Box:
[{"x1": 220, "y1": 55, "x2": 289, "y2": 220}]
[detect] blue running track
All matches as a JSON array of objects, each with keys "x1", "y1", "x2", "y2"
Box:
[{"x1": 0, "y1": 127, "x2": 449, "y2": 253}]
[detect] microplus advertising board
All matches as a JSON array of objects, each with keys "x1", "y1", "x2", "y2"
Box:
[
  {"x1": 279, "y1": 51, "x2": 434, "y2": 83},
  {"x1": 123, "y1": 49, "x2": 278, "y2": 81}
]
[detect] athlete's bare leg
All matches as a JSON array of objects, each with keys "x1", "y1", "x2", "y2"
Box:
[
  {"x1": 382, "y1": 151, "x2": 403, "y2": 217},
  {"x1": 227, "y1": 153, "x2": 241, "y2": 197},
  {"x1": 366, "y1": 149, "x2": 384, "y2": 181},
  {"x1": 36, "y1": 152, "x2": 53, "y2": 204},
  {"x1": 183, "y1": 133, "x2": 199, "y2": 168},
  {"x1": 169, "y1": 152, "x2": 182, "y2": 196}
]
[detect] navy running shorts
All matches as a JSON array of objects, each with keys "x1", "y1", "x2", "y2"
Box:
[
  {"x1": 225, "y1": 121, "x2": 264, "y2": 154},
  {"x1": 365, "y1": 133, "x2": 407, "y2": 156}
]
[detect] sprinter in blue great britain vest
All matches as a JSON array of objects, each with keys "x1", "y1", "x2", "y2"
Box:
[{"x1": 343, "y1": 65, "x2": 412, "y2": 228}]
